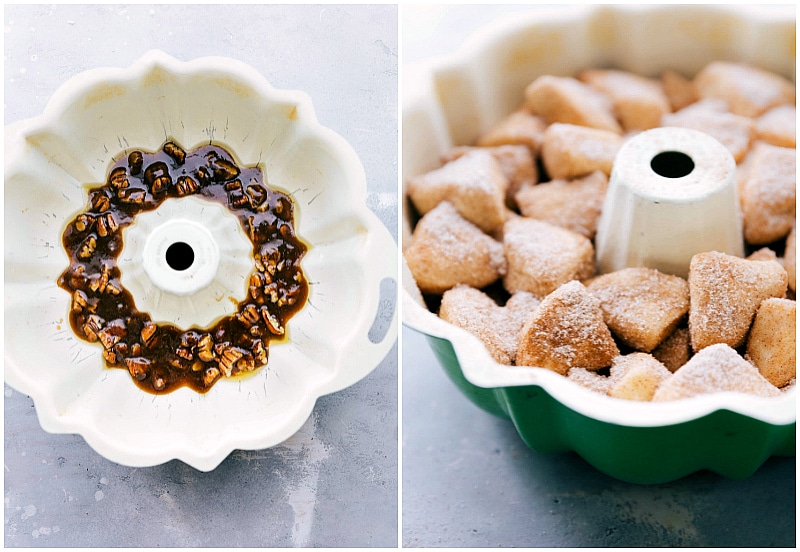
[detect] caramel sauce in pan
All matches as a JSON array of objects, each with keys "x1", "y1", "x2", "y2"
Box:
[{"x1": 58, "y1": 141, "x2": 309, "y2": 394}]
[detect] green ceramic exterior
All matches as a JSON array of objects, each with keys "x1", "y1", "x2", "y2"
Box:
[{"x1": 425, "y1": 334, "x2": 796, "y2": 485}]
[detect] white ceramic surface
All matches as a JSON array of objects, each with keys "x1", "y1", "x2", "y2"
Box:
[
  {"x1": 5, "y1": 50, "x2": 398, "y2": 470},
  {"x1": 595, "y1": 127, "x2": 743, "y2": 278},
  {"x1": 402, "y1": 4, "x2": 796, "y2": 428}
]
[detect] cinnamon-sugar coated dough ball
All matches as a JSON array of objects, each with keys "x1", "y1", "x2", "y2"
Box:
[
  {"x1": 517, "y1": 281, "x2": 619, "y2": 374},
  {"x1": 746, "y1": 298, "x2": 796, "y2": 388},
  {"x1": 439, "y1": 286, "x2": 511, "y2": 365},
  {"x1": 754, "y1": 105, "x2": 796, "y2": 148},
  {"x1": 578, "y1": 69, "x2": 670, "y2": 131},
  {"x1": 441, "y1": 144, "x2": 537, "y2": 210},
  {"x1": 785, "y1": 225, "x2": 796, "y2": 293},
  {"x1": 540, "y1": 123, "x2": 622, "y2": 180},
  {"x1": 407, "y1": 148, "x2": 509, "y2": 233},
  {"x1": 503, "y1": 217, "x2": 595, "y2": 297},
  {"x1": 660, "y1": 70, "x2": 698, "y2": 112},
  {"x1": 661, "y1": 102, "x2": 754, "y2": 163},
  {"x1": 607, "y1": 353, "x2": 672, "y2": 401},
  {"x1": 524, "y1": 75, "x2": 622, "y2": 134},
  {"x1": 652, "y1": 344, "x2": 781, "y2": 401},
  {"x1": 567, "y1": 367, "x2": 614, "y2": 395},
  {"x1": 688, "y1": 251, "x2": 788, "y2": 352},
  {"x1": 738, "y1": 142, "x2": 796, "y2": 245},
  {"x1": 515, "y1": 170, "x2": 608, "y2": 239},
  {"x1": 404, "y1": 202, "x2": 506, "y2": 295},
  {"x1": 476, "y1": 109, "x2": 548, "y2": 154},
  {"x1": 651, "y1": 327, "x2": 692, "y2": 373},
  {"x1": 693, "y1": 61, "x2": 796, "y2": 118},
  {"x1": 587, "y1": 267, "x2": 690, "y2": 352}
]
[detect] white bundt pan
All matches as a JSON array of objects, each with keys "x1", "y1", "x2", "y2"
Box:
[
  {"x1": 402, "y1": 5, "x2": 795, "y2": 483},
  {"x1": 5, "y1": 50, "x2": 398, "y2": 471}
]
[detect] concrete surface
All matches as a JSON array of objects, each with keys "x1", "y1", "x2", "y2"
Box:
[
  {"x1": 4, "y1": 4, "x2": 397, "y2": 547},
  {"x1": 401, "y1": 5, "x2": 795, "y2": 548}
]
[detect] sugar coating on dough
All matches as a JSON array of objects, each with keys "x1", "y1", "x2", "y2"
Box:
[
  {"x1": 660, "y1": 70, "x2": 699, "y2": 112},
  {"x1": 785, "y1": 225, "x2": 796, "y2": 293},
  {"x1": 442, "y1": 144, "x2": 537, "y2": 210},
  {"x1": 404, "y1": 202, "x2": 506, "y2": 295},
  {"x1": 567, "y1": 367, "x2": 613, "y2": 395},
  {"x1": 578, "y1": 69, "x2": 670, "y2": 131},
  {"x1": 608, "y1": 353, "x2": 672, "y2": 401},
  {"x1": 652, "y1": 343, "x2": 781, "y2": 401},
  {"x1": 754, "y1": 105, "x2": 796, "y2": 149},
  {"x1": 503, "y1": 217, "x2": 595, "y2": 297},
  {"x1": 587, "y1": 267, "x2": 690, "y2": 353},
  {"x1": 738, "y1": 142, "x2": 796, "y2": 245},
  {"x1": 515, "y1": 170, "x2": 608, "y2": 239},
  {"x1": 651, "y1": 327, "x2": 692, "y2": 373},
  {"x1": 407, "y1": 149, "x2": 509, "y2": 233},
  {"x1": 746, "y1": 247, "x2": 778, "y2": 262},
  {"x1": 476, "y1": 109, "x2": 548, "y2": 154},
  {"x1": 746, "y1": 298, "x2": 796, "y2": 388},
  {"x1": 540, "y1": 123, "x2": 622, "y2": 180},
  {"x1": 524, "y1": 75, "x2": 622, "y2": 134},
  {"x1": 517, "y1": 280, "x2": 619, "y2": 374},
  {"x1": 661, "y1": 103, "x2": 754, "y2": 163},
  {"x1": 688, "y1": 251, "x2": 788, "y2": 352},
  {"x1": 693, "y1": 61, "x2": 796, "y2": 118}
]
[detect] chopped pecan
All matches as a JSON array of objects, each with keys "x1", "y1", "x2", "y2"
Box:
[
  {"x1": 102, "y1": 348, "x2": 118, "y2": 364},
  {"x1": 90, "y1": 192, "x2": 111, "y2": 213},
  {"x1": 95, "y1": 212, "x2": 119, "y2": 237},
  {"x1": 125, "y1": 357, "x2": 150, "y2": 381},
  {"x1": 74, "y1": 213, "x2": 95, "y2": 233},
  {"x1": 224, "y1": 179, "x2": 243, "y2": 192},
  {"x1": 141, "y1": 321, "x2": 158, "y2": 348},
  {"x1": 151, "y1": 372, "x2": 167, "y2": 391},
  {"x1": 163, "y1": 142, "x2": 186, "y2": 165},
  {"x1": 175, "y1": 176, "x2": 199, "y2": 196},
  {"x1": 118, "y1": 188, "x2": 147, "y2": 204},
  {"x1": 144, "y1": 162, "x2": 172, "y2": 196},
  {"x1": 249, "y1": 271, "x2": 266, "y2": 300},
  {"x1": 202, "y1": 366, "x2": 220, "y2": 387},
  {"x1": 78, "y1": 235, "x2": 97, "y2": 259},
  {"x1": 210, "y1": 157, "x2": 240, "y2": 182},
  {"x1": 246, "y1": 183, "x2": 268, "y2": 209},
  {"x1": 82, "y1": 314, "x2": 105, "y2": 342},
  {"x1": 176, "y1": 346, "x2": 193, "y2": 361},
  {"x1": 236, "y1": 304, "x2": 260, "y2": 327},
  {"x1": 218, "y1": 346, "x2": 244, "y2": 377},
  {"x1": 197, "y1": 334, "x2": 215, "y2": 362},
  {"x1": 228, "y1": 190, "x2": 249, "y2": 209},
  {"x1": 260, "y1": 306, "x2": 285, "y2": 336},
  {"x1": 108, "y1": 167, "x2": 130, "y2": 190},
  {"x1": 128, "y1": 151, "x2": 144, "y2": 174},
  {"x1": 72, "y1": 290, "x2": 89, "y2": 312},
  {"x1": 252, "y1": 339, "x2": 268, "y2": 365}
]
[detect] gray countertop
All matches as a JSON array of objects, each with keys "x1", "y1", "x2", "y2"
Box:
[
  {"x1": 400, "y1": 5, "x2": 795, "y2": 548},
  {"x1": 4, "y1": 4, "x2": 397, "y2": 547}
]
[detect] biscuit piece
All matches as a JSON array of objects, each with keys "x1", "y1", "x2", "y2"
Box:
[
  {"x1": 407, "y1": 149, "x2": 509, "y2": 233},
  {"x1": 515, "y1": 170, "x2": 609, "y2": 239},
  {"x1": 608, "y1": 353, "x2": 672, "y2": 401},
  {"x1": 754, "y1": 105, "x2": 796, "y2": 149},
  {"x1": 476, "y1": 109, "x2": 548, "y2": 154},
  {"x1": 404, "y1": 202, "x2": 506, "y2": 295},
  {"x1": 738, "y1": 142, "x2": 796, "y2": 245},
  {"x1": 579, "y1": 69, "x2": 670, "y2": 131},
  {"x1": 503, "y1": 217, "x2": 595, "y2": 297},
  {"x1": 442, "y1": 145, "x2": 537, "y2": 210},
  {"x1": 540, "y1": 123, "x2": 623, "y2": 180},
  {"x1": 661, "y1": 102, "x2": 754, "y2": 163},
  {"x1": 587, "y1": 267, "x2": 690, "y2": 353},
  {"x1": 517, "y1": 281, "x2": 619, "y2": 374},
  {"x1": 785, "y1": 225, "x2": 796, "y2": 293},
  {"x1": 439, "y1": 285, "x2": 512, "y2": 365},
  {"x1": 651, "y1": 327, "x2": 692, "y2": 373},
  {"x1": 652, "y1": 343, "x2": 781, "y2": 401},
  {"x1": 688, "y1": 251, "x2": 788, "y2": 351},
  {"x1": 567, "y1": 367, "x2": 613, "y2": 395},
  {"x1": 746, "y1": 247, "x2": 778, "y2": 262},
  {"x1": 524, "y1": 75, "x2": 622, "y2": 134},
  {"x1": 693, "y1": 61, "x2": 795, "y2": 118},
  {"x1": 746, "y1": 298, "x2": 796, "y2": 388},
  {"x1": 660, "y1": 70, "x2": 698, "y2": 112}
]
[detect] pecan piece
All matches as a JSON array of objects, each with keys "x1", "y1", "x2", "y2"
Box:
[
  {"x1": 82, "y1": 314, "x2": 105, "y2": 342},
  {"x1": 141, "y1": 321, "x2": 158, "y2": 348},
  {"x1": 218, "y1": 346, "x2": 245, "y2": 377},
  {"x1": 90, "y1": 192, "x2": 111, "y2": 213},
  {"x1": 108, "y1": 167, "x2": 130, "y2": 190},
  {"x1": 125, "y1": 357, "x2": 150, "y2": 381},
  {"x1": 78, "y1": 235, "x2": 97, "y2": 259},
  {"x1": 224, "y1": 179, "x2": 243, "y2": 192},
  {"x1": 95, "y1": 212, "x2": 119, "y2": 237},
  {"x1": 118, "y1": 188, "x2": 147, "y2": 204},
  {"x1": 228, "y1": 190, "x2": 249, "y2": 209},
  {"x1": 144, "y1": 162, "x2": 171, "y2": 196},
  {"x1": 151, "y1": 372, "x2": 167, "y2": 391},
  {"x1": 128, "y1": 151, "x2": 144, "y2": 175},
  {"x1": 175, "y1": 176, "x2": 199, "y2": 196},
  {"x1": 236, "y1": 304, "x2": 260, "y2": 327},
  {"x1": 252, "y1": 339, "x2": 268, "y2": 365},
  {"x1": 249, "y1": 271, "x2": 266, "y2": 300},
  {"x1": 246, "y1": 183, "x2": 268, "y2": 209},
  {"x1": 202, "y1": 366, "x2": 221, "y2": 387},
  {"x1": 197, "y1": 334, "x2": 215, "y2": 362},
  {"x1": 72, "y1": 290, "x2": 89, "y2": 312},
  {"x1": 163, "y1": 142, "x2": 186, "y2": 165},
  {"x1": 210, "y1": 157, "x2": 240, "y2": 182},
  {"x1": 260, "y1": 306, "x2": 285, "y2": 336},
  {"x1": 74, "y1": 213, "x2": 95, "y2": 233}
]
